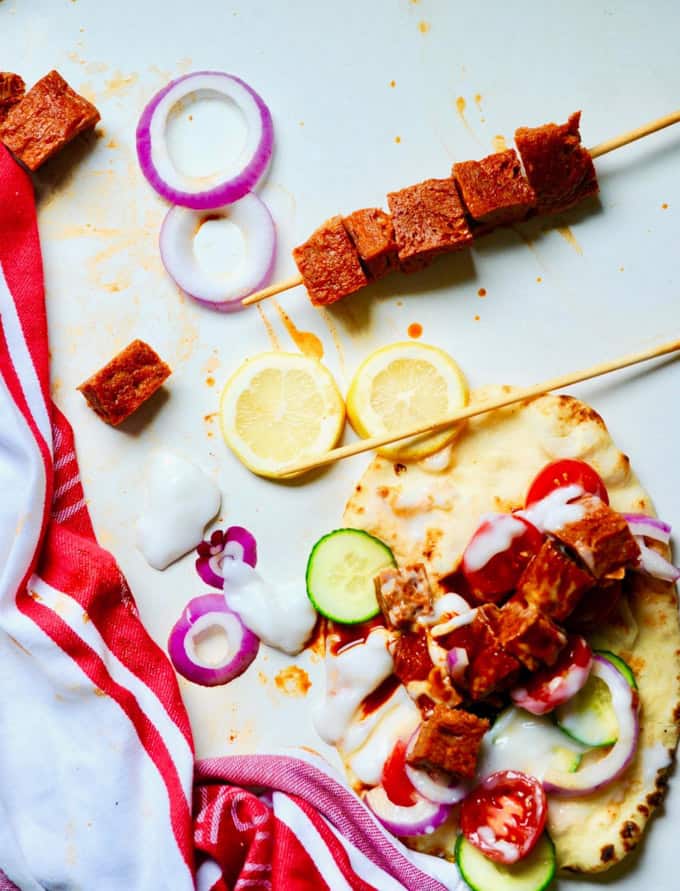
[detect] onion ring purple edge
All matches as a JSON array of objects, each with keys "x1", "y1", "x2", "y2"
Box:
[{"x1": 136, "y1": 70, "x2": 274, "y2": 209}]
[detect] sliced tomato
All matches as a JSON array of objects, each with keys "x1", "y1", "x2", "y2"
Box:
[
  {"x1": 462, "y1": 515, "x2": 544, "y2": 601},
  {"x1": 511, "y1": 635, "x2": 593, "y2": 715},
  {"x1": 381, "y1": 739, "x2": 418, "y2": 806},
  {"x1": 460, "y1": 770, "x2": 547, "y2": 864},
  {"x1": 525, "y1": 459, "x2": 609, "y2": 507}
]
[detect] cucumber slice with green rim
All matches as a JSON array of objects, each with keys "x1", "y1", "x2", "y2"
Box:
[
  {"x1": 554, "y1": 651, "x2": 636, "y2": 748},
  {"x1": 305, "y1": 528, "x2": 396, "y2": 624},
  {"x1": 456, "y1": 833, "x2": 556, "y2": 891}
]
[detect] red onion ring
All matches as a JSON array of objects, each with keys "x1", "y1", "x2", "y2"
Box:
[
  {"x1": 363, "y1": 784, "x2": 451, "y2": 837},
  {"x1": 136, "y1": 70, "x2": 273, "y2": 209},
  {"x1": 544, "y1": 654, "x2": 639, "y2": 796},
  {"x1": 160, "y1": 195, "x2": 276, "y2": 311},
  {"x1": 404, "y1": 764, "x2": 469, "y2": 805},
  {"x1": 634, "y1": 536, "x2": 680, "y2": 583},
  {"x1": 623, "y1": 513, "x2": 671, "y2": 543},
  {"x1": 196, "y1": 526, "x2": 258, "y2": 589},
  {"x1": 168, "y1": 593, "x2": 259, "y2": 686}
]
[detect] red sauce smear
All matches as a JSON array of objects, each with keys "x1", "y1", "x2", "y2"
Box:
[
  {"x1": 407, "y1": 322, "x2": 423, "y2": 339},
  {"x1": 360, "y1": 674, "x2": 401, "y2": 717},
  {"x1": 328, "y1": 617, "x2": 384, "y2": 655}
]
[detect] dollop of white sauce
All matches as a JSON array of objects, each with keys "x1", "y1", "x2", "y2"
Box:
[
  {"x1": 313, "y1": 628, "x2": 394, "y2": 746},
  {"x1": 517, "y1": 484, "x2": 585, "y2": 533},
  {"x1": 463, "y1": 513, "x2": 528, "y2": 571},
  {"x1": 419, "y1": 444, "x2": 453, "y2": 473},
  {"x1": 348, "y1": 694, "x2": 420, "y2": 785},
  {"x1": 418, "y1": 592, "x2": 472, "y2": 626},
  {"x1": 135, "y1": 450, "x2": 221, "y2": 570},
  {"x1": 221, "y1": 560, "x2": 317, "y2": 656}
]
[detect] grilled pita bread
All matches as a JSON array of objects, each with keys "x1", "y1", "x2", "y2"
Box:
[{"x1": 343, "y1": 387, "x2": 679, "y2": 873}]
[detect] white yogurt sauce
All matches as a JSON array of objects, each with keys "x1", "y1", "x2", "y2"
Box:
[
  {"x1": 314, "y1": 628, "x2": 394, "y2": 745},
  {"x1": 347, "y1": 693, "x2": 420, "y2": 786},
  {"x1": 135, "y1": 450, "x2": 221, "y2": 570},
  {"x1": 221, "y1": 559, "x2": 317, "y2": 656},
  {"x1": 517, "y1": 484, "x2": 585, "y2": 533},
  {"x1": 478, "y1": 706, "x2": 585, "y2": 781},
  {"x1": 418, "y1": 592, "x2": 472, "y2": 626},
  {"x1": 463, "y1": 513, "x2": 528, "y2": 571},
  {"x1": 419, "y1": 444, "x2": 453, "y2": 473}
]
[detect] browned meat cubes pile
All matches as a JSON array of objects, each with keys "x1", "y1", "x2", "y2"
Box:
[{"x1": 293, "y1": 112, "x2": 599, "y2": 305}]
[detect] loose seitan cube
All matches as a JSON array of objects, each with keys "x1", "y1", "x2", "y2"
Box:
[
  {"x1": 0, "y1": 72, "x2": 25, "y2": 124},
  {"x1": 78, "y1": 339, "x2": 171, "y2": 427},
  {"x1": 387, "y1": 178, "x2": 473, "y2": 272},
  {"x1": 550, "y1": 495, "x2": 640, "y2": 579},
  {"x1": 292, "y1": 216, "x2": 368, "y2": 306},
  {"x1": 514, "y1": 538, "x2": 594, "y2": 621},
  {"x1": 0, "y1": 70, "x2": 100, "y2": 171},
  {"x1": 343, "y1": 208, "x2": 398, "y2": 280},
  {"x1": 406, "y1": 705, "x2": 489, "y2": 778},
  {"x1": 514, "y1": 111, "x2": 598, "y2": 213},
  {"x1": 469, "y1": 645, "x2": 521, "y2": 700},
  {"x1": 497, "y1": 601, "x2": 566, "y2": 671},
  {"x1": 374, "y1": 563, "x2": 433, "y2": 629},
  {"x1": 453, "y1": 149, "x2": 536, "y2": 227},
  {"x1": 391, "y1": 631, "x2": 433, "y2": 684}
]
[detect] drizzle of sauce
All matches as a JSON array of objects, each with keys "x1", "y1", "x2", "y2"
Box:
[
  {"x1": 556, "y1": 225, "x2": 583, "y2": 256},
  {"x1": 474, "y1": 93, "x2": 485, "y2": 122},
  {"x1": 256, "y1": 305, "x2": 280, "y2": 349},
  {"x1": 318, "y1": 308, "x2": 346, "y2": 375},
  {"x1": 477, "y1": 288, "x2": 486, "y2": 297},
  {"x1": 275, "y1": 665, "x2": 312, "y2": 697},
  {"x1": 455, "y1": 96, "x2": 476, "y2": 139},
  {"x1": 492, "y1": 134, "x2": 508, "y2": 152},
  {"x1": 273, "y1": 300, "x2": 324, "y2": 359},
  {"x1": 328, "y1": 617, "x2": 385, "y2": 656},
  {"x1": 360, "y1": 674, "x2": 401, "y2": 717},
  {"x1": 407, "y1": 322, "x2": 423, "y2": 338}
]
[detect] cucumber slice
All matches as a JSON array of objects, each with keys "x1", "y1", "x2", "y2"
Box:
[
  {"x1": 456, "y1": 833, "x2": 556, "y2": 891},
  {"x1": 554, "y1": 651, "x2": 636, "y2": 748},
  {"x1": 305, "y1": 528, "x2": 396, "y2": 624}
]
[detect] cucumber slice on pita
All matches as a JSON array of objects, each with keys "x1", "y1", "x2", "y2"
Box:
[{"x1": 456, "y1": 832, "x2": 556, "y2": 891}]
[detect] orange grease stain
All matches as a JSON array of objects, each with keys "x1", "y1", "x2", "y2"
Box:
[
  {"x1": 408, "y1": 322, "x2": 423, "y2": 339},
  {"x1": 395, "y1": 136, "x2": 401, "y2": 144},
  {"x1": 662, "y1": 202, "x2": 669, "y2": 209},
  {"x1": 205, "y1": 376, "x2": 215, "y2": 387},
  {"x1": 536, "y1": 276, "x2": 542, "y2": 283},
  {"x1": 274, "y1": 666, "x2": 312, "y2": 697},
  {"x1": 418, "y1": 20, "x2": 430, "y2": 33},
  {"x1": 273, "y1": 300, "x2": 324, "y2": 359},
  {"x1": 477, "y1": 288, "x2": 486, "y2": 297},
  {"x1": 474, "y1": 314, "x2": 480, "y2": 321},
  {"x1": 556, "y1": 225, "x2": 583, "y2": 256},
  {"x1": 390, "y1": 80, "x2": 396, "y2": 88},
  {"x1": 256, "y1": 305, "x2": 281, "y2": 350},
  {"x1": 492, "y1": 134, "x2": 508, "y2": 152}
]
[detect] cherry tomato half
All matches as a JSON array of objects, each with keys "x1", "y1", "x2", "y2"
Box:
[
  {"x1": 525, "y1": 459, "x2": 609, "y2": 507},
  {"x1": 511, "y1": 635, "x2": 593, "y2": 716},
  {"x1": 381, "y1": 739, "x2": 418, "y2": 807},
  {"x1": 462, "y1": 515, "x2": 544, "y2": 601},
  {"x1": 460, "y1": 770, "x2": 547, "y2": 864}
]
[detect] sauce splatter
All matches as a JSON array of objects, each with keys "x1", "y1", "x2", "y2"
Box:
[
  {"x1": 407, "y1": 322, "x2": 423, "y2": 338},
  {"x1": 536, "y1": 276, "x2": 542, "y2": 283},
  {"x1": 474, "y1": 314, "x2": 480, "y2": 321},
  {"x1": 394, "y1": 135, "x2": 401, "y2": 144},
  {"x1": 474, "y1": 93, "x2": 485, "y2": 122},
  {"x1": 256, "y1": 305, "x2": 281, "y2": 350},
  {"x1": 492, "y1": 134, "x2": 508, "y2": 152},
  {"x1": 273, "y1": 300, "x2": 324, "y2": 359},
  {"x1": 390, "y1": 80, "x2": 396, "y2": 88},
  {"x1": 661, "y1": 202, "x2": 669, "y2": 209},
  {"x1": 619, "y1": 266, "x2": 624, "y2": 272},
  {"x1": 274, "y1": 666, "x2": 312, "y2": 697},
  {"x1": 205, "y1": 376, "x2": 215, "y2": 387},
  {"x1": 477, "y1": 288, "x2": 486, "y2": 297},
  {"x1": 455, "y1": 96, "x2": 476, "y2": 139},
  {"x1": 556, "y1": 225, "x2": 583, "y2": 256},
  {"x1": 418, "y1": 20, "x2": 430, "y2": 33}
]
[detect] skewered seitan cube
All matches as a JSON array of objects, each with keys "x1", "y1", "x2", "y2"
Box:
[
  {"x1": 292, "y1": 215, "x2": 368, "y2": 306},
  {"x1": 453, "y1": 149, "x2": 536, "y2": 227},
  {"x1": 343, "y1": 208, "x2": 398, "y2": 280}
]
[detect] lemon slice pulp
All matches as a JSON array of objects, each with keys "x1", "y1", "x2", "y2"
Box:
[
  {"x1": 346, "y1": 342, "x2": 469, "y2": 460},
  {"x1": 220, "y1": 352, "x2": 345, "y2": 477}
]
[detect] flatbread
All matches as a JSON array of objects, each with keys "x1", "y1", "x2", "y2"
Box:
[{"x1": 343, "y1": 387, "x2": 680, "y2": 873}]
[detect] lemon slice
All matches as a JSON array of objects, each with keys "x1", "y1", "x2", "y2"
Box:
[
  {"x1": 346, "y1": 342, "x2": 469, "y2": 460},
  {"x1": 220, "y1": 352, "x2": 345, "y2": 477}
]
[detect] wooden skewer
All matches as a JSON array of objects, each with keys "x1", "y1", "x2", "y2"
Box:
[
  {"x1": 242, "y1": 109, "x2": 680, "y2": 308},
  {"x1": 273, "y1": 337, "x2": 680, "y2": 479}
]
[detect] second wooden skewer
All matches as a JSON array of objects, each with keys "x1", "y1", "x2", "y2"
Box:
[
  {"x1": 272, "y1": 337, "x2": 680, "y2": 479},
  {"x1": 242, "y1": 108, "x2": 680, "y2": 308}
]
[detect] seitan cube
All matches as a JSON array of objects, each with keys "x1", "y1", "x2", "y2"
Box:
[
  {"x1": 514, "y1": 111, "x2": 598, "y2": 213},
  {"x1": 374, "y1": 563, "x2": 433, "y2": 629},
  {"x1": 0, "y1": 72, "x2": 25, "y2": 124},
  {"x1": 387, "y1": 178, "x2": 473, "y2": 272},
  {"x1": 469, "y1": 645, "x2": 521, "y2": 700},
  {"x1": 497, "y1": 600, "x2": 566, "y2": 671},
  {"x1": 0, "y1": 70, "x2": 100, "y2": 170},
  {"x1": 78, "y1": 339, "x2": 171, "y2": 427},
  {"x1": 453, "y1": 149, "x2": 536, "y2": 228},
  {"x1": 343, "y1": 208, "x2": 398, "y2": 280},
  {"x1": 292, "y1": 215, "x2": 368, "y2": 306},
  {"x1": 514, "y1": 538, "x2": 594, "y2": 621},
  {"x1": 406, "y1": 705, "x2": 489, "y2": 778}
]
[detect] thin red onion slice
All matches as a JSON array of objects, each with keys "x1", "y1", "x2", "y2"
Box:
[
  {"x1": 624, "y1": 513, "x2": 671, "y2": 544},
  {"x1": 634, "y1": 536, "x2": 680, "y2": 583},
  {"x1": 168, "y1": 593, "x2": 259, "y2": 686},
  {"x1": 544, "y1": 654, "x2": 639, "y2": 796},
  {"x1": 446, "y1": 647, "x2": 469, "y2": 684},
  {"x1": 136, "y1": 71, "x2": 273, "y2": 209},
  {"x1": 196, "y1": 526, "x2": 258, "y2": 588},
  {"x1": 160, "y1": 195, "x2": 276, "y2": 311},
  {"x1": 363, "y1": 784, "x2": 451, "y2": 837},
  {"x1": 404, "y1": 764, "x2": 469, "y2": 805},
  {"x1": 512, "y1": 636, "x2": 593, "y2": 716}
]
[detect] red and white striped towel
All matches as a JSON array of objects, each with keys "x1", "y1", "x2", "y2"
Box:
[{"x1": 0, "y1": 143, "x2": 462, "y2": 890}]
